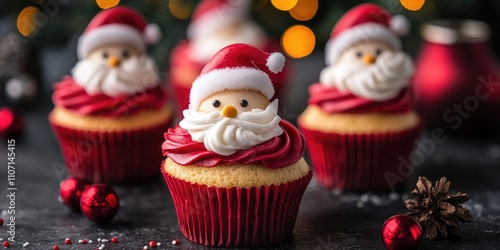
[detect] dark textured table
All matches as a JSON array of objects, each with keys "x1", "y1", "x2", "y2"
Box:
[{"x1": 1, "y1": 54, "x2": 500, "y2": 250}]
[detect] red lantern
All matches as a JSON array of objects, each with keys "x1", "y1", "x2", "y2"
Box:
[{"x1": 413, "y1": 20, "x2": 500, "y2": 135}]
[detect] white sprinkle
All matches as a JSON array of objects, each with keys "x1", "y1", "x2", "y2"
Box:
[
  {"x1": 101, "y1": 244, "x2": 105, "y2": 248},
  {"x1": 172, "y1": 240, "x2": 179, "y2": 245},
  {"x1": 0, "y1": 238, "x2": 3, "y2": 241},
  {"x1": 360, "y1": 194, "x2": 369, "y2": 202},
  {"x1": 143, "y1": 246, "x2": 149, "y2": 250},
  {"x1": 98, "y1": 247, "x2": 103, "y2": 250},
  {"x1": 23, "y1": 242, "x2": 29, "y2": 247},
  {"x1": 370, "y1": 195, "x2": 382, "y2": 206},
  {"x1": 97, "y1": 238, "x2": 102, "y2": 242},
  {"x1": 331, "y1": 188, "x2": 342, "y2": 195},
  {"x1": 356, "y1": 201, "x2": 365, "y2": 208},
  {"x1": 78, "y1": 240, "x2": 83, "y2": 243},
  {"x1": 101, "y1": 239, "x2": 109, "y2": 243},
  {"x1": 157, "y1": 242, "x2": 161, "y2": 246},
  {"x1": 389, "y1": 192, "x2": 399, "y2": 201},
  {"x1": 88, "y1": 240, "x2": 93, "y2": 244}
]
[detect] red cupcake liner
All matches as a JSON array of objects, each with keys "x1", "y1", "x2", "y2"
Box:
[
  {"x1": 162, "y1": 168, "x2": 312, "y2": 247},
  {"x1": 49, "y1": 116, "x2": 171, "y2": 183},
  {"x1": 299, "y1": 121, "x2": 423, "y2": 192}
]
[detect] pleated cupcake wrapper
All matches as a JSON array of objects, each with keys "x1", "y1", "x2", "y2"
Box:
[
  {"x1": 299, "y1": 122, "x2": 423, "y2": 192},
  {"x1": 49, "y1": 117, "x2": 171, "y2": 183},
  {"x1": 162, "y1": 169, "x2": 312, "y2": 247}
]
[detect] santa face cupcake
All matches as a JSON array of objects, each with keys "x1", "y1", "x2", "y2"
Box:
[
  {"x1": 169, "y1": 0, "x2": 288, "y2": 119},
  {"x1": 162, "y1": 44, "x2": 311, "y2": 247},
  {"x1": 49, "y1": 6, "x2": 172, "y2": 183},
  {"x1": 298, "y1": 4, "x2": 422, "y2": 192}
]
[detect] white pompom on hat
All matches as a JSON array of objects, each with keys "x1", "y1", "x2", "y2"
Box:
[
  {"x1": 325, "y1": 3, "x2": 410, "y2": 65},
  {"x1": 77, "y1": 6, "x2": 161, "y2": 59},
  {"x1": 189, "y1": 43, "x2": 285, "y2": 109}
]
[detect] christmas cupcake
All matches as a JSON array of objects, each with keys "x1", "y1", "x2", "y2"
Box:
[
  {"x1": 49, "y1": 7, "x2": 172, "y2": 183},
  {"x1": 162, "y1": 44, "x2": 312, "y2": 247},
  {"x1": 298, "y1": 4, "x2": 422, "y2": 192},
  {"x1": 169, "y1": 0, "x2": 288, "y2": 118}
]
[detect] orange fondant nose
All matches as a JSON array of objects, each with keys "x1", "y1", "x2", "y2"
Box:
[
  {"x1": 363, "y1": 54, "x2": 376, "y2": 65},
  {"x1": 108, "y1": 56, "x2": 121, "y2": 67},
  {"x1": 221, "y1": 105, "x2": 238, "y2": 118}
]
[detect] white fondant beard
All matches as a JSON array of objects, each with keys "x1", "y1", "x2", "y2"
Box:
[
  {"x1": 189, "y1": 22, "x2": 266, "y2": 63},
  {"x1": 319, "y1": 50, "x2": 414, "y2": 101},
  {"x1": 179, "y1": 100, "x2": 283, "y2": 156},
  {"x1": 72, "y1": 55, "x2": 159, "y2": 97}
]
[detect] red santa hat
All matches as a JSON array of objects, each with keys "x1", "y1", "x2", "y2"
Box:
[
  {"x1": 189, "y1": 43, "x2": 285, "y2": 109},
  {"x1": 325, "y1": 3, "x2": 409, "y2": 65},
  {"x1": 77, "y1": 6, "x2": 161, "y2": 59},
  {"x1": 187, "y1": 0, "x2": 251, "y2": 39}
]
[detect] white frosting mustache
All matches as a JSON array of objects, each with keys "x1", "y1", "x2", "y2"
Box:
[
  {"x1": 179, "y1": 100, "x2": 283, "y2": 156},
  {"x1": 319, "y1": 50, "x2": 414, "y2": 101},
  {"x1": 72, "y1": 55, "x2": 159, "y2": 97}
]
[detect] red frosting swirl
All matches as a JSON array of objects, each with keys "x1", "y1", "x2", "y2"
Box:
[
  {"x1": 52, "y1": 76, "x2": 168, "y2": 117},
  {"x1": 162, "y1": 120, "x2": 305, "y2": 168},
  {"x1": 308, "y1": 83, "x2": 413, "y2": 114}
]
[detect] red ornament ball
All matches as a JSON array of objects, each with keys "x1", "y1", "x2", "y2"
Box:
[
  {"x1": 0, "y1": 218, "x2": 3, "y2": 225},
  {"x1": 59, "y1": 178, "x2": 90, "y2": 210},
  {"x1": 3, "y1": 241, "x2": 10, "y2": 248},
  {"x1": 0, "y1": 107, "x2": 24, "y2": 139},
  {"x1": 149, "y1": 240, "x2": 157, "y2": 248},
  {"x1": 80, "y1": 184, "x2": 119, "y2": 222},
  {"x1": 381, "y1": 214, "x2": 423, "y2": 250},
  {"x1": 111, "y1": 237, "x2": 118, "y2": 243}
]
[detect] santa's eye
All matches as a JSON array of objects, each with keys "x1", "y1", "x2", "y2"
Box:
[
  {"x1": 102, "y1": 51, "x2": 109, "y2": 58},
  {"x1": 355, "y1": 51, "x2": 363, "y2": 58},
  {"x1": 121, "y1": 50, "x2": 130, "y2": 58},
  {"x1": 240, "y1": 99, "x2": 248, "y2": 107},
  {"x1": 212, "y1": 100, "x2": 221, "y2": 108},
  {"x1": 375, "y1": 48, "x2": 383, "y2": 55}
]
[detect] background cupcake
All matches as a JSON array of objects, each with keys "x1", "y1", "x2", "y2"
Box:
[
  {"x1": 49, "y1": 6, "x2": 172, "y2": 183},
  {"x1": 162, "y1": 44, "x2": 311, "y2": 247},
  {"x1": 168, "y1": 0, "x2": 288, "y2": 119},
  {"x1": 298, "y1": 4, "x2": 422, "y2": 192}
]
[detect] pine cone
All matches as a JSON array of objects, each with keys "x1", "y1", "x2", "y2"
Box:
[{"x1": 405, "y1": 176, "x2": 473, "y2": 240}]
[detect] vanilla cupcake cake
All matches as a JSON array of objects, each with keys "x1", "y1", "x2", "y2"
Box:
[
  {"x1": 162, "y1": 44, "x2": 311, "y2": 247},
  {"x1": 49, "y1": 6, "x2": 172, "y2": 183},
  {"x1": 298, "y1": 4, "x2": 422, "y2": 192}
]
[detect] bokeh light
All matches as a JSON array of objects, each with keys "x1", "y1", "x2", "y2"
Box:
[
  {"x1": 17, "y1": 7, "x2": 39, "y2": 37},
  {"x1": 400, "y1": 0, "x2": 425, "y2": 11},
  {"x1": 271, "y1": 0, "x2": 298, "y2": 11},
  {"x1": 289, "y1": 0, "x2": 318, "y2": 21},
  {"x1": 96, "y1": 0, "x2": 120, "y2": 9},
  {"x1": 169, "y1": 0, "x2": 192, "y2": 20},
  {"x1": 281, "y1": 25, "x2": 315, "y2": 58}
]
